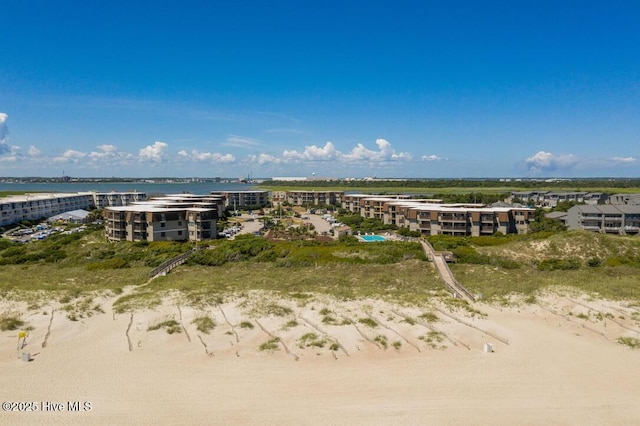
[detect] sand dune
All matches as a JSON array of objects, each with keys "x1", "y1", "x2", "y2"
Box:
[{"x1": 2, "y1": 291, "x2": 639, "y2": 425}]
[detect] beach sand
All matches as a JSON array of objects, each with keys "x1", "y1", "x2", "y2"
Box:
[{"x1": 2, "y1": 291, "x2": 639, "y2": 425}]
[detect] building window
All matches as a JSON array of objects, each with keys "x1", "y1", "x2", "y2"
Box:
[
  {"x1": 161, "y1": 222, "x2": 165, "y2": 228},
  {"x1": 161, "y1": 232, "x2": 166, "y2": 237},
  {"x1": 178, "y1": 231, "x2": 182, "y2": 236}
]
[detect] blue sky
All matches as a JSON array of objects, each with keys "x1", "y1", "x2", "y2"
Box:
[{"x1": 1, "y1": 1, "x2": 639, "y2": 178}]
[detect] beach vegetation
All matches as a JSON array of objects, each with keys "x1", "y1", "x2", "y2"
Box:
[
  {"x1": 617, "y1": 337, "x2": 640, "y2": 349},
  {"x1": 239, "y1": 321, "x2": 254, "y2": 329},
  {"x1": 281, "y1": 320, "x2": 298, "y2": 330},
  {"x1": 374, "y1": 334, "x2": 388, "y2": 349},
  {"x1": 259, "y1": 337, "x2": 280, "y2": 352},
  {"x1": 0, "y1": 311, "x2": 24, "y2": 331},
  {"x1": 147, "y1": 316, "x2": 182, "y2": 334},
  {"x1": 358, "y1": 318, "x2": 378, "y2": 328},
  {"x1": 299, "y1": 332, "x2": 326, "y2": 348},
  {"x1": 191, "y1": 315, "x2": 216, "y2": 334}
]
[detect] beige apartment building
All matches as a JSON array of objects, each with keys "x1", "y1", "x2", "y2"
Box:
[
  {"x1": 212, "y1": 190, "x2": 269, "y2": 210},
  {"x1": 347, "y1": 196, "x2": 534, "y2": 236},
  {"x1": 285, "y1": 190, "x2": 344, "y2": 207},
  {"x1": 104, "y1": 194, "x2": 223, "y2": 242}
]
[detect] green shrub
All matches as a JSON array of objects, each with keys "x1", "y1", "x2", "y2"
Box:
[
  {"x1": 86, "y1": 258, "x2": 130, "y2": 270},
  {"x1": 537, "y1": 258, "x2": 581, "y2": 271},
  {"x1": 587, "y1": 257, "x2": 602, "y2": 267}
]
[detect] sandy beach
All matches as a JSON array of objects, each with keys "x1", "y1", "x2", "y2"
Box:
[{"x1": 2, "y1": 290, "x2": 639, "y2": 425}]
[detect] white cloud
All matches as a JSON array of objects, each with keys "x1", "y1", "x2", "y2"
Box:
[
  {"x1": 179, "y1": 149, "x2": 235, "y2": 163},
  {"x1": 525, "y1": 151, "x2": 637, "y2": 175},
  {"x1": 249, "y1": 153, "x2": 282, "y2": 165},
  {"x1": 343, "y1": 139, "x2": 411, "y2": 163},
  {"x1": 96, "y1": 144, "x2": 117, "y2": 153},
  {"x1": 0, "y1": 113, "x2": 8, "y2": 142},
  {"x1": 54, "y1": 149, "x2": 87, "y2": 163},
  {"x1": 283, "y1": 142, "x2": 339, "y2": 162},
  {"x1": 611, "y1": 156, "x2": 636, "y2": 163},
  {"x1": 28, "y1": 146, "x2": 41, "y2": 156},
  {"x1": 421, "y1": 154, "x2": 445, "y2": 161},
  {"x1": 223, "y1": 135, "x2": 261, "y2": 149},
  {"x1": 0, "y1": 113, "x2": 12, "y2": 156},
  {"x1": 138, "y1": 141, "x2": 168, "y2": 162}
]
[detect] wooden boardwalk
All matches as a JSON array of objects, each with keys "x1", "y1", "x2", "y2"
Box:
[{"x1": 420, "y1": 241, "x2": 475, "y2": 302}]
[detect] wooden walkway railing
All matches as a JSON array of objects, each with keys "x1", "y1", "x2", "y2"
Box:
[
  {"x1": 420, "y1": 241, "x2": 475, "y2": 302},
  {"x1": 149, "y1": 246, "x2": 202, "y2": 279}
]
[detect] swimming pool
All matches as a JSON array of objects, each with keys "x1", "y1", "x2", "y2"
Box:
[{"x1": 359, "y1": 235, "x2": 387, "y2": 242}]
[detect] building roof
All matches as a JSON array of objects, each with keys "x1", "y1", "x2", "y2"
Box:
[{"x1": 48, "y1": 209, "x2": 90, "y2": 221}]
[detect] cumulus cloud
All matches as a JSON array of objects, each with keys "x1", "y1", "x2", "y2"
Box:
[
  {"x1": 0, "y1": 113, "x2": 8, "y2": 142},
  {"x1": 139, "y1": 141, "x2": 168, "y2": 162},
  {"x1": 0, "y1": 113, "x2": 12, "y2": 155},
  {"x1": 28, "y1": 146, "x2": 41, "y2": 156},
  {"x1": 53, "y1": 149, "x2": 87, "y2": 163},
  {"x1": 280, "y1": 139, "x2": 412, "y2": 166},
  {"x1": 525, "y1": 151, "x2": 637, "y2": 175},
  {"x1": 248, "y1": 153, "x2": 282, "y2": 165},
  {"x1": 178, "y1": 149, "x2": 235, "y2": 163},
  {"x1": 283, "y1": 142, "x2": 339, "y2": 162},
  {"x1": 88, "y1": 145, "x2": 134, "y2": 166},
  {"x1": 343, "y1": 139, "x2": 411, "y2": 163},
  {"x1": 96, "y1": 144, "x2": 117, "y2": 153}
]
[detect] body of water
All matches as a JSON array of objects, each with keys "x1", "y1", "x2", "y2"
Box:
[{"x1": 0, "y1": 182, "x2": 258, "y2": 195}]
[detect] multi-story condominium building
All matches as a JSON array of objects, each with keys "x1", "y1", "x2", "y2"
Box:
[
  {"x1": 405, "y1": 205, "x2": 534, "y2": 236},
  {"x1": 212, "y1": 190, "x2": 269, "y2": 210},
  {"x1": 342, "y1": 194, "x2": 370, "y2": 214},
  {"x1": 347, "y1": 196, "x2": 534, "y2": 236},
  {"x1": 508, "y1": 191, "x2": 549, "y2": 205},
  {"x1": 608, "y1": 193, "x2": 640, "y2": 205},
  {"x1": 104, "y1": 194, "x2": 223, "y2": 242},
  {"x1": 508, "y1": 191, "x2": 607, "y2": 207},
  {"x1": 91, "y1": 191, "x2": 148, "y2": 209},
  {"x1": 0, "y1": 191, "x2": 148, "y2": 227},
  {"x1": 566, "y1": 205, "x2": 640, "y2": 235},
  {"x1": 270, "y1": 191, "x2": 287, "y2": 206},
  {"x1": 0, "y1": 193, "x2": 90, "y2": 227},
  {"x1": 286, "y1": 190, "x2": 344, "y2": 207}
]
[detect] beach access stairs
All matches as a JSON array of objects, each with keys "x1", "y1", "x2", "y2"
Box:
[{"x1": 420, "y1": 241, "x2": 475, "y2": 303}]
